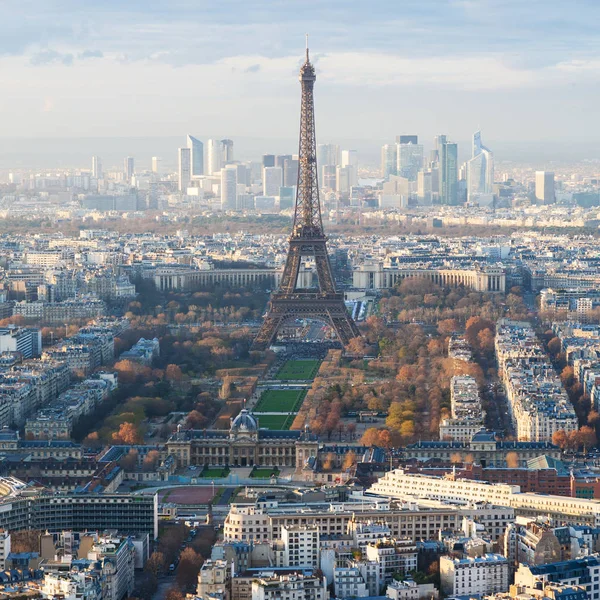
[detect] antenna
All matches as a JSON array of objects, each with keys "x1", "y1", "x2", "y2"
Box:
[{"x1": 305, "y1": 33, "x2": 309, "y2": 61}]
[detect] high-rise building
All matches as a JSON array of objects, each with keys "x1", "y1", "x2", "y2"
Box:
[
  {"x1": 535, "y1": 171, "x2": 555, "y2": 205},
  {"x1": 336, "y1": 165, "x2": 352, "y2": 194},
  {"x1": 263, "y1": 166, "x2": 283, "y2": 196},
  {"x1": 417, "y1": 170, "x2": 433, "y2": 204},
  {"x1": 221, "y1": 139, "x2": 234, "y2": 163},
  {"x1": 467, "y1": 131, "x2": 494, "y2": 203},
  {"x1": 341, "y1": 150, "x2": 358, "y2": 186},
  {"x1": 283, "y1": 158, "x2": 299, "y2": 187},
  {"x1": 275, "y1": 155, "x2": 292, "y2": 169},
  {"x1": 262, "y1": 154, "x2": 275, "y2": 168},
  {"x1": 91, "y1": 156, "x2": 102, "y2": 180},
  {"x1": 397, "y1": 141, "x2": 423, "y2": 181},
  {"x1": 221, "y1": 165, "x2": 238, "y2": 210},
  {"x1": 124, "y1": 157, "x2": 134, "y2": 181},
  {"x1": 441, "y1": 142, "x2": 458, "y2": 205},
  {"x1": 178, "y1": 147, "x2": 191, "y2": 192},
  {"x1": 396, "y1": 135, "x2": 418, "y2": 145},
  {"x1": 187, "y1": 135, "x2": 204, "y2": 177},
  {"x1": 206, "y1": 139, "x2": 222, "y2": 175},
  {"x1": 381, "y1": 145, "x2": 397, "y2": 179},
  {"x1": 317, "y1": 144, "x2": 339, "y2": 168},
  {"x1": 151, "y1": 157, "x2": 161, "y2": 174},
  {"x1": 431, "y1": 135, "x2": 447, "y2": 165}
]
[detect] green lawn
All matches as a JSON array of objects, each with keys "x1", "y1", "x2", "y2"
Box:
[
  {"x1": 255, "y1": 389, "x2": 306, "y2": 412},
  {"x1": 275, "y1": 359, "x2": 321, "y2": 380},
  {"x1": 256, "y1": 414, "x2": 295, "y2": 430},
  {"x1": 200, "y1": 467, "x2": 230, "y2": 478},
  {"x1": 251, "y1": 468, "x2": 280, "y2": 478}
]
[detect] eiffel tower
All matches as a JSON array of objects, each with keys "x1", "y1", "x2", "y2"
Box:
[{"x1": 253, "y1": 42, "x2": 360, "y2": 350}]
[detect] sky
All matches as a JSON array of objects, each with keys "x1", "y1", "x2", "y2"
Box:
[{"x1": 2, "y1": 0, "x2": 600, "y2": 154}]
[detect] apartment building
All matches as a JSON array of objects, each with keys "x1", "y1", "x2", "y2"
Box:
[{"x1": 440, "y1": 554, "x2": 509, "y2": 597}]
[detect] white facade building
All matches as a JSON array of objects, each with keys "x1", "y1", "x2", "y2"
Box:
[{"x1": 440, "y1": 554, "x2": 509, "y2": 597}]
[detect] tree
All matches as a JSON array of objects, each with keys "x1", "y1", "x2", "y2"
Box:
[
  {"x1": 547, "y1": 337, "x2": 562, "y2": 356},
  {"x1": 560, "y1": 366, "x2": 575, "y2": 388},
  {"x1": 360, "y1": 428, "x2": 381, "y2": 446},
  {"x1": 588, "y1": 410, "x2": 600, "y2": 426},
  {"x1": 142, "y1": 450, "x2": 160, "y2": 472},
  {"x1": 119, "y1": 449, "x2": 139, "y2": 471},
  {"x1": 165, "y1": 364, "x2": 184, "y2": 382},
  {"x1": 166, "y1": 588, "x2": 185, "y2": 600},
  {"x1": 347, "y1": 336, "x2": 369, "y2": 356},
  {"x1": 176, "y1": 547, "x2": 203, "y2": 589},
  {"x1": 552, "y1": 430, "x2": 569, "y2": 450},
  {"x1": 378, "y1": 429, "x2": 393, "y2": 449},
  {"x1": 112, "y1": 422, "x2": 142, "y2": 445},
  {"x1": 343, "y1": 451, "x2": 357, "y2": 470},
  {"x1": 145, "y1": 551, "x2": 166, "y2": 577},
  {"x1": 580, "y1": 426, "x2": 597, "y2": 450},
  {"x1": 505, "y1": 451, "x2": 520, "y2": 468},
  {"x1": 82, "y1": 431, "x2": 102, "y2": 449},
  {"x1": 399, "y1": 421, "x2": 415, "y2": 439},
  {"x1": 438, "y1": 319, "x2": 459, "y2": 336}
]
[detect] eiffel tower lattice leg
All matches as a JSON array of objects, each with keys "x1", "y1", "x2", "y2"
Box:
[{"x1": 253, "y1": 313, "x2": 284, "y2": 350}]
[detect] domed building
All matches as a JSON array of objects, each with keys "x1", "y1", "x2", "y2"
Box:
[{"x1": 166, "y1": 408, "x2": 318, "y2": 469}]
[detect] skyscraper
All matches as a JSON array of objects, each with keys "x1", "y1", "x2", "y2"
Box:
[
  {"x1": 467, "y1": 131, "x2": 494, "y2": 203},
  {"x1": 431, "y1": 135, "x2": 447, "y2": 165},
  {"x1": 262, "y1": 154, "x2": 275, "y2": 168},
  {"x1": 178, "y1": 147, "x2": 191, "y2": 192},
  {"x1": 535, "y1": 171, "x2": 555, "y2": 204},
  {"x1": 441, "y1": 142, "x2": 458, "y2": 205},
  {"x1": 263, "y1": 167, "x2": 283, "y2": 196},
  {"x1": 151, "y1": 157, "x2": 161, "y2": 174},
  {"x1": 397, "y1": 141, "x2": 423, "y2": 181},
  {"x1": 206, "y1": 139, "x2": 222, "y2": 175},
  {"x1": 381, "y1": 144, "x2": 397, "y2": 179},
  {"x1": 341, "y1": 150, "x2": 358, "y2": 187},
  {"x1": 187, "y1": 135, "x2": 204, "y2": 177},
  {"x1": 221, "y1": 139, "x2": 234, "y2": 164},
  {"x1": 91, "y1": 156, "x2": 102, "y2": 179},
  {"x1": 396, "y1": 135, "x2": 418, "y2": 145},
  {"x1": 283, "y1": 158, "x2": 299, "y2": 187},
  {"x1": 221, "y1": 165, "x2": 238, "y2": 210},
  {"x1": 124, "y1": 157, "x2": 134, "y2": 181}
]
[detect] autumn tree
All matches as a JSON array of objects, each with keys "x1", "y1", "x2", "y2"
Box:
[
  {"x1": 547, "y1": 337, "x2": 562, "y2": 356},
  {"x1": 82, "y1": 431, "x2": 102, "y2": 449},
  {"x1": 176, "y1": 547, "x2": 204, "y2": 589},
  {"x1": 119, "y1": 449, "x2": 139, "y2": 471},
  {"x1": 145, "y1": 551, "x2": 166, "y2": 577},
  {"x1": 552, "y1": 430, "x2": 569, "y2": 450},
  {"x1": 112, "y1": 422, "x2": 142, "y2": 445},
  {"x1": 360, "y1": 428, "x2": 381, "y2": 446},
  {"x1": 166, "y1": 588, "x2": 185, "y2": 600},
  {"x1": 580, "y1": 426, "x2": 597, "y2": 450},
  {"x1": 505, "y1": 451, "x2": 520, "y2": 468},
  {"x1": 165, "y1": 364, "x2": 184, "y2": 382},
  {"x1": 143, "y1": 450, "x2": 161, "y2": 472},
  {"x1": 343, "y1": 451, "x2": 357, "y2": 470}
]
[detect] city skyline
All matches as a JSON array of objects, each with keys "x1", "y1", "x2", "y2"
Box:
[{"x1": 2, "y1": 0, "x2": 600, "y2": 147}]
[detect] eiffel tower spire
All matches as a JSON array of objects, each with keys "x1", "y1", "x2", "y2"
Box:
[{"x1": 253, "y1": 44, "x2": 360, "y2": 350}]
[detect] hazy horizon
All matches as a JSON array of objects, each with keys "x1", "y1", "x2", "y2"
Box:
[
  {"x1": 2, "y1": 0, "x2": 600, "y2": 156},
  {"x1": 1, "y1": 136, "x2": 599, "y2": 172}
]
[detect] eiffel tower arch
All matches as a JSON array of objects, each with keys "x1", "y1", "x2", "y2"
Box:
[{"x1": 253, "y1": 45, "x2": 360, "y2": 350}]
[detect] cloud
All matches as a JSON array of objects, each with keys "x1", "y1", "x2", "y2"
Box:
[
  {"x1": 78, "y1": 49, "x2": 103, "y2": 59},
  {"x1": 244, "y1": 64, "x2": 261, "y2": 73},
  {"x1": 30, "y1": 49, "x2": 74, "y2": 66}
]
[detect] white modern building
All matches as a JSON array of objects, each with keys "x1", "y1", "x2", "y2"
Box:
[
  {"x1": 221, "y1": 165, "x2": 238, "y2": 211},
  {"x1": 178, "y1": 147, "x2": 191, "y2": 192},
  {"x1": 467, "y1": 130, "x2": 494, "y2": 203}
]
